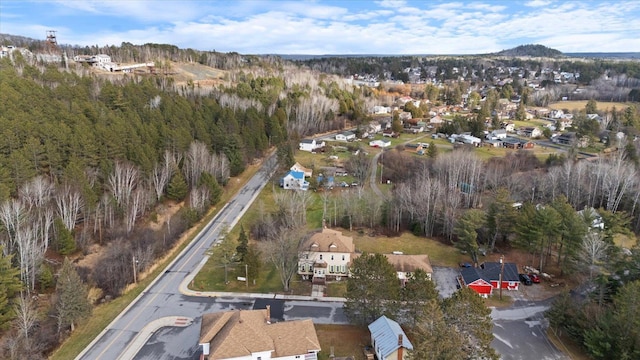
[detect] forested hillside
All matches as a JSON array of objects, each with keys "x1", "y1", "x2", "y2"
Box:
[{"x1": 0, "y1": 45, "x2": 372, "y2": 357}]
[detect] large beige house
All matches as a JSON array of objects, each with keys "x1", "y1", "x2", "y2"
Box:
[
  {"x1": 199, "y1": 307, "x2": 320, "y2": 360},
  {"x1": 298, "y1": 227, "x2": 355, "y2": 284}
]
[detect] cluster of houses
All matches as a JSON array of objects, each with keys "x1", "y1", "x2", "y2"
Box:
[{"x1": 198, "y1": 306, "x2": 415, "y2": 360}]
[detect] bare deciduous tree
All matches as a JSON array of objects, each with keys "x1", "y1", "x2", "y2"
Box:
[
  {"x1": 55, "y1": 184, "x2": 83, "y2": 232},
  {"x1": 579, "y1": 232, "x2": 610, "y2": 279},
  {"x1": 261, "y1": 226, "x2": 305, "y2": 292}
]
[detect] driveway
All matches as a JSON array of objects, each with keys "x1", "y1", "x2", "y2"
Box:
[{"x1": 431, "y1": 266, "x2": 460, "y2": 298}]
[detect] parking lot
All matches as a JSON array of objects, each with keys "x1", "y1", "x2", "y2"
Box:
[{"x1": 431, "y1": 266, "x2": 460, "y2": 298}]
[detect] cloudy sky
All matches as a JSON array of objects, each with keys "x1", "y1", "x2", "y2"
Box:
[{"x1": 1, "y1": 0, "x2": 639, "y2": 55}]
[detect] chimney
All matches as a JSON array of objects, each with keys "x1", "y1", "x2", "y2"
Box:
[
  {"x1": 397, "y1": 334, "x2": 403, "y2": 360},
  {"x1": 266, "y1": 305, "x2": 271, "y2": 324}
]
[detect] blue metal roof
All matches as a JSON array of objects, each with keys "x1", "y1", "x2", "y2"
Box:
[
  {"x1": 368, "y1": 316, "x2": 413, "y2": 358},
  {"x1": 286, "y1": 170, "x2": 305, "y2": 180}
]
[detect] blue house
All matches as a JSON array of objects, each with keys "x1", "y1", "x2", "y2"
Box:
[
  {"x1": 368, "y1": 316, "x2": 413, "y2": 360},
  {"x1": 280, "y1": 170, "x2": 309, "y2": 191}
]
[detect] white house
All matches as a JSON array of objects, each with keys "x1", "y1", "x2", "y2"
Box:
[
  {"x1": 94, "y1": 54, "x2": 111, "y2": 63},
  {"x1": 487, "y1": 129, "x2": 507, "y2": 140},
  {"x1": 298, "y1": 227, "x2": 355, "y2": 284},
  {"x1": 199, "y1": 307, "x2": 320, "y2": 360},
  {"x1": 280, "y1": 171, "x2": 309, "y2": 191},
  {"x1": 518, "y1": 127, "x2": 543, "y2": 138},
  {"x1": 458, "y1": 134, "x2": 482, "y2": 145},
  {"x1": 368, "y1": 122, "x2": 383, "y2": 133},
  {"x1": 336, "y1": 131, "x2": 356, "y2": 141},
  {"x1": 429, "y1": 115, "x2": 444, "y2": 124},
  {"x1": 383, "y1": 254, "x2": 433, "y2": 285},
  {"x1": 368, "y1": 316, "x2": 413, "y2": 360},
  {"x1": 290, "y1": 162, "x2": 312, "y2": 177},
  {"x1": 299, "y1": 139, "x2": 325, "y2": 152},
  {"x1": 372, "y1": 106, "x2": 392, "y2": 114},
  {"x1": 369, "y1": 139, "x2": 391, "y2": 148}
]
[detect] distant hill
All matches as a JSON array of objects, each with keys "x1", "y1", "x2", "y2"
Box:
[{"x1": 495, "y1": 44, "x2": 563, "y2": 58}]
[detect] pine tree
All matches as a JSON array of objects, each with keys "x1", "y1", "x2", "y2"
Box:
[
  {"x1": 453, "y1": 209, "x2": 485, "y2": 265},
  {"x1": 408, "y1": 300, "x2": 465, "y2": 360},
  {"x1": 55, "y1": 257, "x2": 91, "y2": 332},
  {"x1": 166, "y1": 170, "x2": 188, "y2": 201},
  {"x1": 344, "y1": 253, "x2": 400, "y2": 325},
  {"x1": 402, "y1": 269, "x2": 438, "y2": 328},
  {"x1": 443, "y1": 287, "x2": 498, "y2": 360},
  {"x1": 426, "y1": 141, "x2": 438, "y2": 158},
  {"x1": 243, "y1": 244, "x2": 261, "y2": 283},
  {"x1": 0, "y1": 248, "x2": 22, "y2": 329},
  {"x1": 54, "y1": 217, "x2": 76, "y2": 255},
  {"x1": 235, "y1": 225, "x2": 249, "y2": 262}
]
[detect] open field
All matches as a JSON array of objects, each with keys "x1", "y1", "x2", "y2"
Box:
[
  {"x1": 548, "y1": 100, "x2": 629, "y2": 112},
  {"x1": 315, "y1": 324, "x2": 370, "y2": 360}
]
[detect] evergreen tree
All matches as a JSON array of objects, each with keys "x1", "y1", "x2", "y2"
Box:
[
  {"x1": 453, "y1": 209, "x2": 485, "y2": 266},
  {"x1": 235, "y1": 225, "x2": 249, "y2": 262},
  {"x1": 0, "y1": 248, "x2": 22, "y2": 329},
  {"x1": 402, "y1": 269, "x2": 439, "y2": 328},
  {"x1": 55, "y1": 257, "x2": 91, "y2": 332},
  {"x1": 485, "y1": 188, "x2": 517, "y2": 252},
  {"x1": 54, "y1": 217, "x2": 76, "y2": 255},
  {"x1": 391, "y1": 111, "x2": 403, "y2": 134},
  {"x1": 443, "y1": 287, "x2": 498, "y2": 359},
  {"x1": 408, "y1": 300, "x2": 465, "y2": 360},
  {"x1": 344, "y1": 253, "x2": 400, "y2": 325},
  {"x1": 243, "y1": 244, "x2": 261, "y2": 283},
  {"x1": 167, "y1": 170, "x2": 188, "y2": 201},
  {"x1": 426, "y1": 141, "x2": 438, "y2": 158}
]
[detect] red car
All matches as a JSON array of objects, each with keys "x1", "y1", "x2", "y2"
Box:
[{"x1": 528, "y1": 273, "x2": 541, "y2": 283}]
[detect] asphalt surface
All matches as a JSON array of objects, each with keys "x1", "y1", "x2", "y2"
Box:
[{"x1": 76, "y1": 154, "x2": 348, "y2": 360}]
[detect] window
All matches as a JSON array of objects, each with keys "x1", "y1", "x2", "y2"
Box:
[
  {"x1": 342, "y1": 255, "x2": 345, "y2": 261},
  {"x1": 331, "y1": 255, "x2": 334, "y2": 260},
  {"x1": 319, "y1": 254, "x2": 323, "y2": 260},
  {"x1": 330, "y1": 265, "x2": 334, "y2": 272}
]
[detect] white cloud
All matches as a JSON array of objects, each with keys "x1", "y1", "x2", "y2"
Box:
[{"x1": 524, "y1": 0, "x2": 553, "y2": 7}]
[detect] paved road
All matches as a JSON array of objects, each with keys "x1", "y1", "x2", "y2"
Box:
[
  {"x1": 76, "y1": 154, "x2": 348, "y2": 360},
  {"x1": 492, "y1": 293, "x2": 568, "y2": 360}
]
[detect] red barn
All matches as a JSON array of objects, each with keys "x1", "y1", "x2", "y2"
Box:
[{"x1": 458, "y1": 262, "x2": 520, "y2": 297}]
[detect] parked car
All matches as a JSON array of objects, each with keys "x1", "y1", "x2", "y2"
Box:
[
  {"x1": 519, "y1": 273, "x2": 533, "y2": 285},
  {"x1": 528, "y1": 273, "x2": 541, "y2": 283},
  {"x1": 459, "y1": 262, "x2": 472, "y2": 268}
]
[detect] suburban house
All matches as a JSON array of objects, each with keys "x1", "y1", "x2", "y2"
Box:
[
  {"x1": 368, "y1": 122, "x2": 383, "y2": 133},
  {"x1": 502, "y1": 137, "x2": 535, "y2": 149},
  {"x1": 383, "y1": 254, "x2": 433, "y2": 285},
  {"x1": 299, "y1": 139, "x2": 325, "y2": 152},
  {"x1": 429, "y1": 115, "x2": 444, "y2": 125},
  {"x1": 382, "y1": 129, "x2": 398, "y2": 137},
  {"x1": 554, "y1": 132, "x2": 581, "y2": 146},
  {"x1": 458, "y1": 262, "x2": 520, "y2": 297},
  {"x1": 369, "y1": 139, "x2": 391, "y2": 148},
  {"x1": 298, "y1": 227, "x2": 355, "y2": 284},
  {"x1": 199, "y1": 307, "x2": 321, "y2": 360},
  {"x1": 404, "y1": 143, "x2": 424, "y2": 154},
  {"x1": 501, "y1": 122, "x2": 516, "y2": 132},
  {"x1": 290, "y1": 162, "x2": 313, "y2": 178},
  {"x1": 368, "y1": 316, "x2": 413, "y2": 360},
  {"x1": 518, "y1": 126, "x2": 543, "y2": 138},
  {"x1": 487, "y1": 129, "x2": 507, "y2": 140},
  {"x1": 280, "y1": 171, "x2": 309, "y2": 191},
  {"x1": 372, "y1": 106, "x2": 392, "y2": 114},
  {"x1": 336, "y1": 131, "x2": 356, "y2": 141}
]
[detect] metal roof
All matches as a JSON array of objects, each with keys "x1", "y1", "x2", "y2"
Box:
[{"x1": 368, "y1": 316, "x2": 413, "y2": 358}]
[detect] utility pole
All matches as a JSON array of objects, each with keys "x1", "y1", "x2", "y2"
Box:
[
  {"x1": 499, "y1": 255, "x2": 504, "y2": 300},
  {"x1": 245, "y1": 264, "x2": 249, "y2": 288}
]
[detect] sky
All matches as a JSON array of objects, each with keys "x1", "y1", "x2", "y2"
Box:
[{"x1": 1, "y1": 0, "x2": 640, "y2": 55}]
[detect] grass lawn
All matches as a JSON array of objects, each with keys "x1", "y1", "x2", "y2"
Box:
[
  {"x1": 347, "y1": 230, "x2": 464, "y2": 267},
  {"x1": 191, "y1": 257, "x2": 312, "y2": 295},
  {"x1": 326, "y1": 281, "x2": 347, "y2": 297},
  {"x1": 315, "y1": 324, "x2": 370, "y2": 360},
  {"x1": 50, "y1": 157, "x2": 265, "y2": 360}
]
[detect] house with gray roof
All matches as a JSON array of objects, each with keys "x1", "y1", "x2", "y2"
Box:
[{"x1": 368, "y1": 315, "x2": 413, "y2": 360}]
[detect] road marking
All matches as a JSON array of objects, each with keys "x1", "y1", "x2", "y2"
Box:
[{"x1": 93, "y1": 204, "x2": 237, "y2": 360}]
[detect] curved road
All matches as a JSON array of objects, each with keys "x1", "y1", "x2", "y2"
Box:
[{"x1": 76, "y1": 154, "x2": 347, "y2": 360}]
